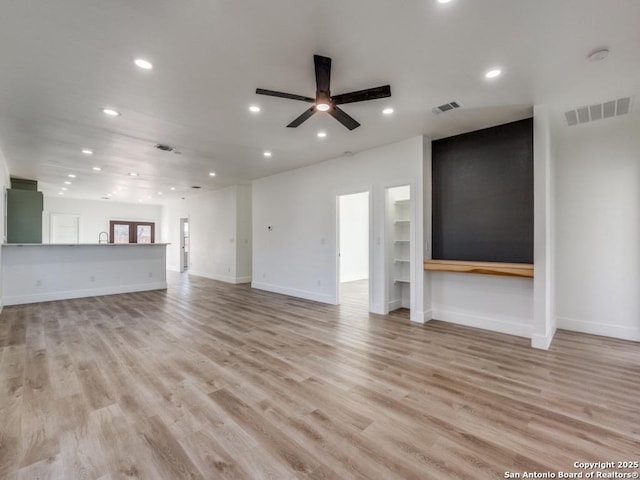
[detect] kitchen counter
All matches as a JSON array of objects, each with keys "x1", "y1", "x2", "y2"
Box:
[{"x1": 1, "y1": 243, "x2": 168, "y2": 306}]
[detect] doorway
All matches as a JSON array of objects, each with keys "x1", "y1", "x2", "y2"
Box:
[
  {"x1": 180, "y1": 218, "x2": 189, "y2": 272},
  {"x1": 337, "y1": 191, "x2": 370, "y2": 308}
]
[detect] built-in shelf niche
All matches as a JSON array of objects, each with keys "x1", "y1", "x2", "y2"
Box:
[{"x1": 389, "y1": 190, "x2": 411, "y2": 309}]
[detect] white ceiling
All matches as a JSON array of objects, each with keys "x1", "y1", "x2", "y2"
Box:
[{"x1": 0, "y1": 0, "x2": 638, "y2": 204}]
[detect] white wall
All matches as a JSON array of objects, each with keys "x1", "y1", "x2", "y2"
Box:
[
  {"x1": 252, "y1": 136, "x2": 424, "y2": 320},
  {"x1": 161, "y1": 185, "x2": 252, "y2": 283},
  {"x1": 532, "y1": 105, "x2": 556, "y2": 349},
  {"x1": 42, "y1": 197, "x2": 162, "y2": 244},
  {"x1": 554, "y1": 113, "x2": 640, "y2": 341},
  {"x1": 235, "y1": 185, "x2": 253, "y2": 282},
  {"x1": 339, "y1": 192, "x2": 369, "y2": 283}
]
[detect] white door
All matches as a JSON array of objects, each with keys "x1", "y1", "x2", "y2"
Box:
[
  {"x1": 180, "y1": 218, "x2": 189, "y2": 272},
  {"x1": 50, "y1": 213, "x2": 79, "y2": 243}
]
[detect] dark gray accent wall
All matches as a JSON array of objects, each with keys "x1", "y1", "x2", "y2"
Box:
[{"x1": 432, "y1": 118, "x2": 534, "y2": 263}]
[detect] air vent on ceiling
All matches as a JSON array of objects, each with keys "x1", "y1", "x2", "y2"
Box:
[
  {"x1": 432, "y1": 101, "x2": 462, "y2": 114},
  {"x1": 565, "y1": 97, "x2": 631, "y2": 126},
  {"x1": 155, "y1": 143, "x2": 175, "y2": 152},
  {"x1": 191, "y1": 186, "x2": 201, "y2": 189}
]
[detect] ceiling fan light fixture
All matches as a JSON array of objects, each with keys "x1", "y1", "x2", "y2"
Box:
[{"x1": 316, "y1": 103, "x2": 331, "y2": 112}]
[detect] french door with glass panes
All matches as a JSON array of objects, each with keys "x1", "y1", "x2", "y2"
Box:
[{"x1": 109, "y1": 221, "x2": 155, "y2": 244}]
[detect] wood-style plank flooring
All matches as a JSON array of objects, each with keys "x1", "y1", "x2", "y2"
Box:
[{"x1": 1, "y1": 272, "x2": 639, "y2": 479}]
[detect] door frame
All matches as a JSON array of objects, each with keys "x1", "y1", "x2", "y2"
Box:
[
  {"x1": 335, "y1": 188, "x2": 373, "y2": 311},
  {"x1": 180, "y1": 217, "x2": 189, "y2": 272}
]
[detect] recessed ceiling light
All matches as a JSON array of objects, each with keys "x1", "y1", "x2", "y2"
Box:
[
  {"x1": 170, "y1": 187, "x2": 176, "y2": 191},
  {"x1": 129, "y1": 172, "x2": 138, "y2": 177},
  {"x1": 147, "y1": 195, "x2": 152, "y2": 199},
  {"x1": 209, "y1": 172, "x2": 216, "y2": 177},
  {"x1": 82, "y1": 149, "x2": 93, "y2": 155},
  {"x1": 134, "y1": 58, "x2": 153, "y2": 70},
  {"x1": 157, "y1": 192, "x2": 163, "y2": 195},
  {"x1": 263, "y1": 151, "x2": 272, "y2": 158},
  {"x1": 64, "y1": 181, "x2": 72, "y2": 185},
  {"x1": 382, "y1": 107, "x2": 394, "y2": 115},
  {"x1": 587, "y1": 48, "x2": 609, "y2": 62},
  {"x1": 102, "y1": 108, "x2": 121, "y2": 117},
  {"x1": 58, "y1": 192, "x2": 64, "y2": 195},
  {"x1": 317, "y1": 131, "x2": 327, "y2": 138},
  {"x1": 249, "y1": 105, "x2": 261, "y2": 113},
  {"x1": 485, "y1": 68, "x2": 502, "y2": 79},
  {"x1": 92, "y1": 166, "x2": 102, "y2": 171},
  {"x1": 138, "y1": 199, "x2": 143, "y2": 202},
  {"x1": 438, "y1": 0, "x2": 452, "y2": 3},
  {"x1": 61, "y1": 187, "x2": 68, "y2": 191},
  {"x1": 68, "y1": 174, "x2": 76, "y2": 178}
]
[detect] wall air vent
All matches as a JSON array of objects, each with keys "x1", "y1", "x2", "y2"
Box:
[
  {"x1": 432, "y1": 101, "x2": 462, "y2": 115},
  {"x1": 155, "y1": 144, "x2": 175, "y2": 152},
  {"x1": 565, "y1": 97, "x2": 632, "y2": 126},
  {"x1": 191, "y1": 186, "x2": 201, "y2": 189}
]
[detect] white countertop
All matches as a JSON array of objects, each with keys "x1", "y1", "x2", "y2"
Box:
[{"x1": 3, "y1": 243, "x2": 170, "y2": 247}]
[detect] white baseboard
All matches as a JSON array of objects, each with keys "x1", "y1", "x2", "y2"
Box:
[
  {"x1": 419, "y1": 310, "x2": 433, "y2": 324},
  {"x1": 251, "y1": 281, "x2": 334, "y2": 304},
  {"x1": 340, "y1": 275, "x2": 368, "y2": 283},
  {"x1": 531, "y1": 327, "x2": 556, "y2": 350},
  {"x1": 370, "y1": 302, "x2": 385, "y2": 315},
  {"x1": 410, "y1": 310, "x2": 432, "y2": 324},
  {"x1": 3, "y1": 282, "x2": 168, "y2": 306},
  {"x1": 0, "y1": 298, "x2": 3, "y2": 314},
  {"x1": 388, "y1": 299, "x2": 402, "y2": 311},
  {"x1": 189, "y1": 270, "x2": 251, "y2": 285},
  {"x1": 557, "y1": 317, "x2": 640, "y2": 342},
  {"x1": 432, "y1": 308, "x2": 532, "y2": 338}
]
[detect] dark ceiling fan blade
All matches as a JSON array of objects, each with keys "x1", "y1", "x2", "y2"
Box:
[
  {"x1": 314, "y1": 55, "x2": 332, "y2": 93},
  {"x1": 287, "y1": 107, "x2": 316, "y2": 128},
  {"x1": 329, "y1": 106, "x2": 360, "y2": 130},
  {"x1": 331, "y1": 85, "x2": 391, "y2": 105},
  {"x1": 256, "y1": 88, "x2": 315, "y2": 103}
]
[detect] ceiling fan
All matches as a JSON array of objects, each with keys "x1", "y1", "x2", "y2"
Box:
[{"x1": 256, "y1": 55, "x2": 391, "y2": 131}]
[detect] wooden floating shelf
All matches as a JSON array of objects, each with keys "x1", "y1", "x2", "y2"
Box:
[{"x1": 424, "y1": 259, "x2": 534, "y2": 278}]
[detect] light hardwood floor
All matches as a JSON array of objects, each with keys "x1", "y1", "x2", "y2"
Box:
[{"x1": 1, "y1": 272, "x2": 639, "y2": 479}]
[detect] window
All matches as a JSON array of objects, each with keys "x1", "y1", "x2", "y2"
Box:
[{"x1": 109, "y1": 221, "x2": 155, "y2": 244}]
